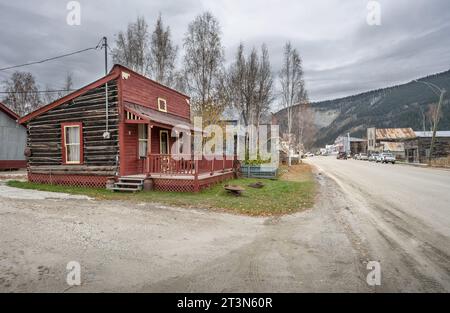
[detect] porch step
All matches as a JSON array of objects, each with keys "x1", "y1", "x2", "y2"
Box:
[
  {"x1": 115, "y1": 182, "x2": 142, "y2": 187},
  {"x1": 111, "y1": 186, "x2": 141, "y2": 192},
  {"x1": 111, "y1": 176, "x2": 144, "y2": 192},
  {"x1": 119, "y1": 177, "x2": 145, "y2": 183}
]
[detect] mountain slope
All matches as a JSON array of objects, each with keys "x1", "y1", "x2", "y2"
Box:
[{"x1": 275, "y1": 69, "x2": 450, "y2": 148}]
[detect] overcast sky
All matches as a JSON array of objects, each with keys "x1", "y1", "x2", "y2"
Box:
[{"x1": 1, "y1": 0, "x2": 449, "y2": 106}]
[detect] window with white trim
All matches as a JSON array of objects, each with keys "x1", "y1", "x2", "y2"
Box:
[
  {"x1": 158, "y1": 98, "x2": 167, "y2": 112},
  {"x1": 138, "y1": 124, "x2": 148, "y2": 158},
  {"x1": 63, "y1": 124, "x2": 82, "y2": 164}
]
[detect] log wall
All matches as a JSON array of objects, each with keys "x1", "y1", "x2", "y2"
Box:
[
  {"x1": 27, "y1": 80, "x2": 119, "y2": 176},
  {"x1": 418, "y1": 137, "x2": 450, "y2": 162}
]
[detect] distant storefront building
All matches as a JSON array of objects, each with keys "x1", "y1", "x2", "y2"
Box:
[
  {"x1": 367, "y1": 127, "x2": 416, "y2": 160},
  {"x1": 334, "y1": 135, "x2": 367, "y2": 155},
  {"x1": 404, "y1": 131, "x2": 450, "y2": 163}
]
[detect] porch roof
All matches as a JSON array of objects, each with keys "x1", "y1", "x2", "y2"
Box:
[
  {"x1": 381, "y1": 141, "x2": 405, "y2": 152},
  {"x1": 125, "y1": 102, "x2": 197, "y2": 131}
]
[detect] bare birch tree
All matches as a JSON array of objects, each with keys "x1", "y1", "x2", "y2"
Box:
[
  {"x1": 58, "y1": 72, "x2": 74, "y2": 98},
  {"x1": 242, "y1": 47, "x2": 259, "y2": 126},
  {"x1": 112, "y1": 16, "x2": 151, "y2": 76},
  {"x1": 2, "y1": 71, "x2": 41, "y2": 116},
  {"x1": 279, "y1": 42, "x2": 308, "y2": 165},
  {"x1": 43, "y1": 84, "x2": 57, "y2": 104},
  {"x1": 172, "y1": 70, "x2": 188, "y2": 94},
  {"x1": 426, "y1": 103, "x2": 441, "y2": 132},
  {"x1": 183, "y1": 11, "x2": 224, "y2": 121},
  {"x1": 228, "y1": 43, "x2": 273, "y2": 127},
  {"x1": 149, "y1": 14, "x2": 177, "y2": 86},
  {"x1": 228, "y1": 43, "x2": 246, "y2": 121},
  {"x1": 42, "y1": 72, "x2": 74, "y2": 104},
  {"x1": 227, "y1": 43, "x2": 274, "y2": 161},
  {"x1": 255, "y1": 44, "x2": 274, "y2": 126}
]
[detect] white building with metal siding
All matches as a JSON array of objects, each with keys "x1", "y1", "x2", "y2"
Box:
[{"x1": 0, "y1": 102, "x2": 27, "y2": 169}]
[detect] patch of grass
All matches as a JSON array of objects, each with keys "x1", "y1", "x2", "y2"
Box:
[
  {"x1": 7, "y1": 165, "x2": 315, "y2": 216},
  {"x1": 7, "y1": 180, "x2": 119, "y2": 199}
]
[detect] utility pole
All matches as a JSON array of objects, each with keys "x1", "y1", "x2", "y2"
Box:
[
  {"x1": 414, "y1": 80, "x2": 446, "y2": 165},
  {"x1": 347, "y1": 132, "x2": 351, "y2": 155},
  {"x1": 103, "y1": 36, "x2": 108, "y2": 75},
  {"x1": 102, "y1": 36, "x2": 110, "y2": 139},
  {"x1": 429, "y1": 90, "x2": 446, "y2": 164}
]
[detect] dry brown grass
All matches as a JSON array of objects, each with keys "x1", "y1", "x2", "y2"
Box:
[
  {"x1": 431, "y1": 156, "x2": 450, "y2": 168},
  {"x1": 279, "y1": 163, "x2": 314, "y2": 182}
]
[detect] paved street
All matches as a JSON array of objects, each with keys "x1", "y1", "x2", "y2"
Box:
[
  {"x1": 305, "y1": 157, "x2": 450, "y2": 291},
  {"x1": 307, "y1": 157, "x2": 450, "y2": 238},
  {"x1": 0, "y1": 159, "x2": 449, "y2": 292}
]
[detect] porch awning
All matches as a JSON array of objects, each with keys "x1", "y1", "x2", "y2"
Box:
[
  {"x1": 124, "y1": 102, "x2": 196, "y2": 131},
  {"x1": 381, "y1": 141, "x2": 405, "y2": 152}
]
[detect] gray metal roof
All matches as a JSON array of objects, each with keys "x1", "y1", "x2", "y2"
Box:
[
  {"x1": 349, "y1": 137, "x2": 366, "y2": 142},
  {"x1": 414, "y1": 131, "x2": 450, "y2": 138}
]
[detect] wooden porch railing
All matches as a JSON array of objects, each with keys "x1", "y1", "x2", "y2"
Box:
[{"x1": 145, "y1": 154, "x2": 235, "y2": 176}]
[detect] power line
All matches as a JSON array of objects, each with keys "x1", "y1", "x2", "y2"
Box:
[
  {"x1": 0, "y1": 89, "x2": 75, "y2": 94},
  {"x1": 0, "y1": 40, "x2": 103, "y2": 72}
]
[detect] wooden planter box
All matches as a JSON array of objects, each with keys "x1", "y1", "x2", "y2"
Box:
[{"x1": 240, "y1": 165, "x2": 278, "y2": 179}]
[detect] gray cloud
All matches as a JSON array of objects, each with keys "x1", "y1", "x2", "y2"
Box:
[{"x1": 0, "y1": 0, "x2": 449, "y2": 105}]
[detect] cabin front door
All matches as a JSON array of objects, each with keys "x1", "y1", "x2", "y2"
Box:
[
  {"x1": 159, "y1": 130, "x2": 170, "y2": 172},
  {"x1": 137, "y1": 124, "x2": 149, "y2": 174},
  {"x1": 160, "y1": 130, "x2": 169, "y2": 154}
]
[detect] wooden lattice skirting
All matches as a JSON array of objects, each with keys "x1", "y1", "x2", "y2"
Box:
[
  {"x1": 152, "y1": 172, "x2": 235, "y2": 192},
  {"x1": 28, "y1": 171, "x2": 235, "y2": 192},
  {"x1": 28, "y1": 172, "x2": 109, "y2": 188}
]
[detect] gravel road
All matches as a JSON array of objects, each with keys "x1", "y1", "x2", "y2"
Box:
[
  {"x1": 304, "y1": 157, "x2": 450, "y2": 292},
  {"x1": 0, "y1": 159, "x2": 449, "y2": 292}
]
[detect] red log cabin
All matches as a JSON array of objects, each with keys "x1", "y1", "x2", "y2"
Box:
[{"x1": 19, "y1": 64, "x2": 235, "y2": 192}]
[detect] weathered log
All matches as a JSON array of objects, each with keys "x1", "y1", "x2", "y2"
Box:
[
  {"x1": 30, "y1": 170, "x2": 116, "y2": 176},
  {"x1": 26, "y1": 80, "x2": 120, "y2": 174},
  {"x1": 30, "y1": 165, "x2": 116, "y2": 171}
]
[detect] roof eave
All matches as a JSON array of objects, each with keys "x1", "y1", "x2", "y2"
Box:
[
  {"x1": 112, "y1": 64, "x2": 191, "y2": 100},
  {"x1": 0, "y1": 102, "x2": 20, "y2": 120}
]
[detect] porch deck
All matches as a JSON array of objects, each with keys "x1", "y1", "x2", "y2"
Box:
[
  {"x1": 124, "y1": 154, "x2": 236, "y2": 192},
  {"x1": 123, "y1": 169, "x2": 234, "y2": 181}
]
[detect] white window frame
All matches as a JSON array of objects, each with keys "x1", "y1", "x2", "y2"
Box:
[
  {"x1": 64, "y1": 125, "x2": 81, "y2": 164},
  {"x1": 158, "y1": 97, "x2": 167, "y2": 112},
  {"x1": 138, "y1": 124, "x2": 148, "y2": 158}
]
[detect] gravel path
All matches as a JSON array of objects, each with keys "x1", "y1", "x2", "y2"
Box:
[{"x1": 1, "y1": 160, "x2": 448, "y2": 292}]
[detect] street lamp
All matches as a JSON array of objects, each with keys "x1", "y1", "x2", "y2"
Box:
[{"x1": 413, "y1": 79, "x2": 446, "y2": 165}]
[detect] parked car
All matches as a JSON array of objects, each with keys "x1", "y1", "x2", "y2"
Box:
[
  {"x1": 337, "y1": 152, "x2": 347, "y2": 160},
  {"x1": 305, "y1": 152, "x2": 314, "y2": 157},
  {"x1": 375, "y1": 154, "x2": 384, "y2": 163},
  {"x1": 368, "y1": 153, "x2": 378, "y2": 162},
  {"x1": 359, "y1": 153, "x2": 369, "y2": 161},
  {"x1": 379, "y1": 152, "x2": 396, "y2": 164}
]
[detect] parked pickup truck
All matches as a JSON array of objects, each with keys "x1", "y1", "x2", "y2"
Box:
[
  {"x1": 379, "y1": 153, "x2": 396, "y2": 164},
  {"x1": 369, "y1": 153, "x2": 378, "y2": 162}
]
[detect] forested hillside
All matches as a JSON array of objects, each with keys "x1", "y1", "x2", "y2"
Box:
[{"x1": 275, "y1": 69, "x2": 450, "y2": 148}]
